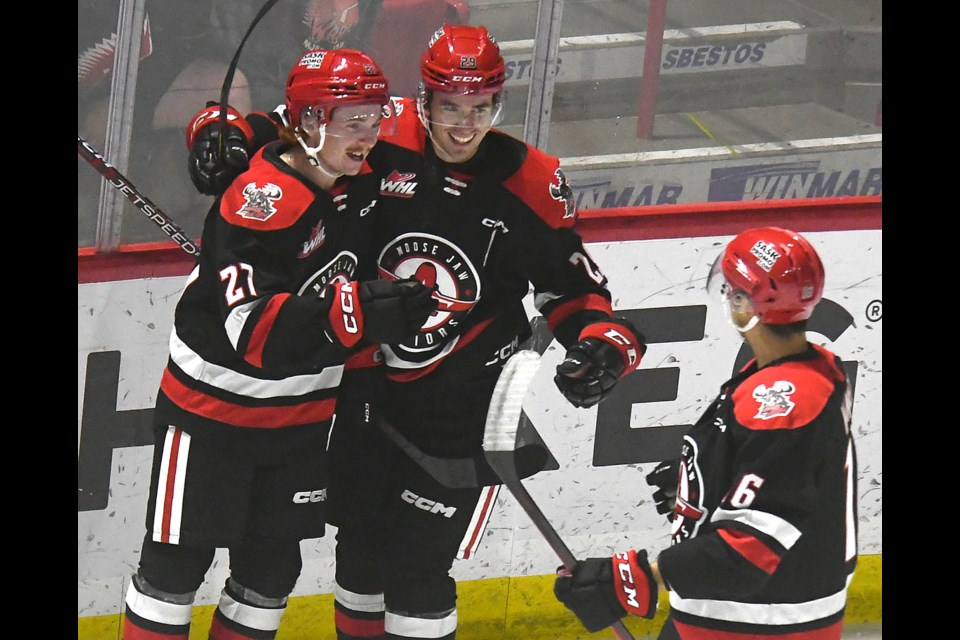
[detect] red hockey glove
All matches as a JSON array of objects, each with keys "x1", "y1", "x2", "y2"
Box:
[
  {"x1": 554, "y1": 317, "x2": 646, "y2": 408},
  {"x1": 327, "y1": 279, "x2": 437, "y2": 347},
  {"x1": 186, "y1": 102, "x2": 255, "y2": 196},
  {"x1": 357, "y1": 278, "x2": 438, "y2": 345},
  {"x1": 646, "y1": 459, "x2": 680, "y2": 522},
  {"x1": 554, "y1": 549, "x2": 658, "y2": 633}
]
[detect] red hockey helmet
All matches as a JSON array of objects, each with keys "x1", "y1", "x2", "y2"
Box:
[
  {"x1": 420, "y1": 24, "x2": 506, "y2": 95},
  {"x1": 710, "y1": 227, "x2": 825, "y2": 324},
  {"x1": 285, "y1": 48, "x2": 391, "y2": 129}
]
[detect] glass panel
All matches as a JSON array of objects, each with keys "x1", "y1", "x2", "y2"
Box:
[{"x1": 78, "y1": 0, "x2": 881, "y2": 250}]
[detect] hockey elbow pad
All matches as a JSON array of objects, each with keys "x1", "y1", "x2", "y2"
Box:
[
  {"x1": 554, "y1": 317, "x2": 646, "y2": 408},
  {"x1": 186, "y1": 102, "x2": 254, "y2": 196}
]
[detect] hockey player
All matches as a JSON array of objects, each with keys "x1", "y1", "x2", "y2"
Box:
[
  {"x1": 554, "y1": 227, "x2": 859, "y2": 640},
  {"x1": 121, "y1": 49, "x2": 437, "y2": 640},
  {"x1": 183, "y1": 24, "x2": 648, "y2": 640}
]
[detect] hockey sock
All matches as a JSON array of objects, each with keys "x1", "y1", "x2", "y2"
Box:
[
  {"x1": 208, "y1": 577, "x2": 288, "y2": 640},
  {"x1": 122, "y1": 574, "x2": 194, "y2": 640},
  {"x1": 334, "y1": 583, "x2": 386, "y2": 640},
  {"x1": 384, "y1": 605, "x2": 457, "y2": 640}
]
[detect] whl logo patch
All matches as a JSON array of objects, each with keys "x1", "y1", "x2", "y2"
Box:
[{"x1": 380, "y1": 170, "x2": 418, "y2": 198}]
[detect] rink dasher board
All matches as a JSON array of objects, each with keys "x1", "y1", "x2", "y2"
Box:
[
  {"x1": 79, "y1": 227, "x2": 881, "y2": 618},
  {"x1": 561, "y1": 135, "x2": 882, "y2": 208},
  {"x1": 500, "y1": 22, "x2": 808, "y2": 87}
]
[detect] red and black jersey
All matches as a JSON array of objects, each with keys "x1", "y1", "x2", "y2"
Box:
[
  {"x1": 657, "y1": 344, "x2": 858, "y2": 639},
  {"x1": 351, "y1": 98, "x2": 622, "y2": 456},
  {"x1": 157, "y1": 141, "x2": 382, "y2": 434}
]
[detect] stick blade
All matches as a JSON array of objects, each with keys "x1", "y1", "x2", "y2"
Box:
[{"x1": 482, "y1": 351, "x2": 542, "y2": 453}]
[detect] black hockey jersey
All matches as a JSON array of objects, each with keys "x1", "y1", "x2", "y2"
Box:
[
  {"x1": 354, "y1": 98, "x2": 627, "y2": 456},
  {"x1": 657, "y1": 344, "x2": 858, "y2": 639},
  {"x1": 156, "y1": 141, "x2": 382, "y2": 435}
]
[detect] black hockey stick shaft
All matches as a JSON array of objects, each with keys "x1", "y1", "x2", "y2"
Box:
[
  {"x1": 218, "y1": 0, "x2": 280, "y2": 139},
  {"x1": 486, "y1": 461, "x2": 636, "y2": 640},
  {"x1": 78, "y1": 134, "x2": 201, "y2": 256},
  {"x1": 483, "y1": 352, "x2": 636, "y2": 640}
]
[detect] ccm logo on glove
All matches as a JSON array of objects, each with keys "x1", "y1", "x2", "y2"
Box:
[
  {"x1": 339, "y1": 282, "x2": 360, "y2": 335},
  {"x1": 611, "y1": 549, "x2": 657, "y2": 619},
  {"x1": 328, "y1": 281, "x2": 363, "y2": 347},
  {"x1": 601, "y1": 327, "x2": 638, "y2": 367}
]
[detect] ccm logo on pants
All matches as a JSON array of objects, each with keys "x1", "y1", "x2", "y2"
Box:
[
  {"x1": 293, "y1": 489, "x2": 327, "y2": 503},
  {"x1": 401, "y1": 489, "x2": 457, "y2": 518}
]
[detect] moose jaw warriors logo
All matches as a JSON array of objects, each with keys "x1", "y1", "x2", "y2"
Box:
[
  {"x1": 237, "y1": 183, "x2": 283, "y2": 221},
  {"x1": 752, "y1": 381, "x2": 796, "y2": 420},
  {"x1": 377, "y1": 232, "x2": 481, "y2": 367},
  {"x1": 672, "y1": 436, "x2": 707, "y2": 544},
  {"x1": 297, "y1": 250, "x2": 361, "y2": 297}
]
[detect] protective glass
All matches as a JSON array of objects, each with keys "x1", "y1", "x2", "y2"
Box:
[
  {"x1": 299, "y1": 102, "x2": 398, "y2": 139},
  {"x1": 707, "y1": 252, "x2": 757, "y2": 332},
  {"x1": 418, "y1": 88, "x2": 505, "y2": 130}
]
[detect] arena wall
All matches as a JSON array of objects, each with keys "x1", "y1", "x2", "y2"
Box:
[{"x1": 78, "y1": 196, "x2": 881, "y2": 639}]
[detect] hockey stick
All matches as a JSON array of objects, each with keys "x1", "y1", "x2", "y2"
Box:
[
  {"x1": 78, "y1": 134, "x2": 201, "y2": 257},
  {"x1": 218, "y1": 0, "x2": 280, "y2": 141},
  {"x1": 375, "y1": 411, "x2": 554, "y2": 490},
  {"x1": 482, "y1": 350, "x2": 637, "y2": 640}
]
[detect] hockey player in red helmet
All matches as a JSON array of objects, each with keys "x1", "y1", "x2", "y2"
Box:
[
  {"x1": 414, "y1": 24, "x2": 506, "y2": 162},
  {"x1": 122, "y1": 48, "x2": 436, "y2": 640},
  {"x1": 280, "y1": 48, "x2": 397, "y2": 176},
  {"x1": 556, "y1": 227, "x2": 859, "y2": 640},
  {"x1": 183, "y1": 24, "x2": 649, "y2": 640},
  {"x1": 709, "y1": 225, "x2": 826, "y2": 332}
]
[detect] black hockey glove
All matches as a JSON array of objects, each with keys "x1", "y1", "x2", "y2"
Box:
[
  {"x1": 554, "y1": 549, "x2": 658, "y2": 633},
  {"x1": 186, "y1": 102, "x2": 254, "y2": 196},
  {"x1": 358, "y1": 278, "x2": 438, "y2": 345},
  {"x1": 554, "y1": 317, "x2": 647, "y2": 408},
  {"x1": 646, "y1": 459, "x2": 680, "y2": 522}
]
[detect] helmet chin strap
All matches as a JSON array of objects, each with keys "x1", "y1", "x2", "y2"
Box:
[
  {"x1": 416, "y1": 86, "x2": 440, "y2": 148},
  {"x1": 722, "y1": 297, "x2": 761, "y2": 334},
  {"x1": 736, "y1": 315, "x2": 761, "y2": 334},
  {"x1": 296, "y1": 124, "x2": 342, "y2": 178}
]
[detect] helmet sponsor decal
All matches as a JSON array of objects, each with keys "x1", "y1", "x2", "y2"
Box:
[
  {"x1": 237, "y1": 183, "x2": 283, "y2": 221},
  {"x1": 428, "y1": 26, "x2": 446, "y2": 48},
  {"x1": 299, "y1": 50, "x2": 327, "y2": 69},
  {"x1": 749, "y1": 239, "x2": 781, "y2": 272},
  {"x1": 752, "y1": 381, "x2": 796, "y2": 419}
]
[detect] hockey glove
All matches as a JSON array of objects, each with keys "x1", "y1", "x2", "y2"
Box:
[
  {"x1": 554, "y1": 549, "x2": 658, "y2": 633},
  {"x1": 554, "y1": 317, "x2": 646, "y2": 408},
  {"x1": 186, "y1": 102, "x2": 255, "y2": 196},
  {"x1": 358, "y1": 278, "x2": 438, "y2": 345},
  {"x1": 646, "y1": 459, "x2": 680, "y2": 522}
]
